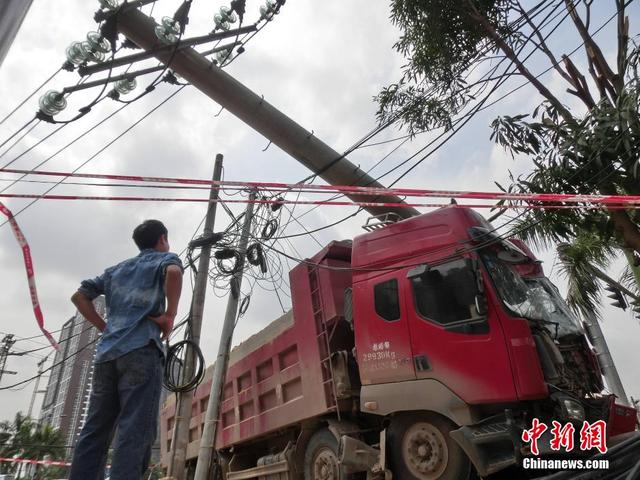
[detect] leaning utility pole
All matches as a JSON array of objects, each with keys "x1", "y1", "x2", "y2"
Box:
[
  {"x1": 557, "y1": 245, "x2": 634, "y2": 406},
  {"x1": 0, "y1": 0, "x2": 34, "y2": 67},
  {"x1": 27, "y1": 353, "x2": 49, "y2": 417},
  {"x1": 0, "y1": 334, "x2": 16, "y2": 383},
  {"x1": 111, "y1": 9, "x2": 418, "y2": 220},
  {"x1": 167, "y1": 154, "x2": 224, "y2": 480},
  {"x1": 193, "y1": 190, "x2": 256, "y2": 480},
  {"x1": 582, "y1": 311, "x2": 629, "y2": 406}
]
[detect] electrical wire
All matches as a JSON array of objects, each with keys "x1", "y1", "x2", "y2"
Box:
[
  {"x1": 0, "y1": 73, "x2": 98, "y2": 171},
  {"x1": 0, "y1": 68, "x2": 62, "y2": 126},
  {"x1": 0, "y1": 117, "x2": 38, "y2": 151},
  {"x1": 0, "y1": 85, "x2": 187, "y2": 228},
  {"x1": 0, "y1": 336, "x2": 100, "y2": 391},
  {"x1": 257, "y1": 1, "x2": 567, "y2": 240},
  {"x1": 0, "y1": 0, "x2": 285, "y2": 229},
  {"x1": 164, "y1": 339, "x2": 205, "y2": 392},
  {"x1": 0, "y1": 121, "x2": 40, "y2": 161}
]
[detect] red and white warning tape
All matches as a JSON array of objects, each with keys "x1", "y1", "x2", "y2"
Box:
[
  {"x1": 0, "y1": 193, "x2": 638, "y2": 210},
  {"x1": 1, "y1": 167, "x2": 640, "y2": 206},
  {"x1": 0, "y1": 202, "x2": 58, "y2": 349},
  {"x1": 0, "y1": 456, "x2": 70, "y2": 466}
]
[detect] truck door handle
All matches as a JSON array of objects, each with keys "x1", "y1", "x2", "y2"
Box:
[{"x1": 414, "y1": 355, "x2": 430, "y2": 372}]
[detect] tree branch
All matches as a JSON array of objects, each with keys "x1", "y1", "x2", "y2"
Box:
[
  {"x1": 564, "y1": 0, "x2": 620, "y2": 96},
  {"x1": 616, "y1": 0, "x2": 629, "y2": 87},
  {"x1": 597, "y1": 181, "x2": 640, "y2": 254},
  {"x1": 466, "y1": 0, "x2": 575, "y2": 124},
  {"x1": 586, "y1": 55, "x2": 608, "y2": 101},
  {"x1": 516, "y1": 1, "x2": 575, "y2": 86},
  {"x1": 562, "y1": 55, "x2": 596, "y2": 108}
]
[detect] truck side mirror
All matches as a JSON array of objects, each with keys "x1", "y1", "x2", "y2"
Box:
[{"x1": 475, "y1": 294, "x2": 488, "y2": 316}]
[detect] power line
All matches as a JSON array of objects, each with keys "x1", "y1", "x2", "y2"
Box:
[
  {"x1": 0, "y1": 118, "x2": 38, "y2": 151},
  {"x1": 0, "y1": 328, "x2": 64, "y2": 344},
  {"x1": 0, "y1": 68, "x2": 62, "y2": 126},
  {"x1": 0, "y1": 336, "x2": 99, "y2": 391},
  {"x1": 263, "y1": 0, "x2": 565, "y2": 237},
  {"x1": 0, "y1": 0, "x2": 286, "y2": 229},
  {"x1": 0, "y1": 85, "x2": 187, "y2": 228},
  {"x1": 0, "y1": 121, "x2": 40, "y2": 161}
]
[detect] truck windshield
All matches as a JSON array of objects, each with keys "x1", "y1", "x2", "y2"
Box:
[{"x1": 481, "y1": 252, "x2": 582, "y2": 338}]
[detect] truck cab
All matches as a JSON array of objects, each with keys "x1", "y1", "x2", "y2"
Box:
[{"x1": 351, "y1": 206, "x2": 635, "y2": 477}]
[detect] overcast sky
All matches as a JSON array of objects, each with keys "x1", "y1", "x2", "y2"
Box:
[{"x1": 0, "y1": 0, "x2": 639, "y2": 422}]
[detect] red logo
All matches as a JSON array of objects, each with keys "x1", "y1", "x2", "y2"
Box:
[
  {"x1": 550, "y1": 421, "x2": 575, "y2": 452},
  {"x1": 522, "y1": 419, "x2": 607, "y2": 455},
  {"x1": 521, "y1": 418, "x2": 547, "y2": 456},
  {"x1": 579, "y1": 420, "x2": 607, "y2": 454}
]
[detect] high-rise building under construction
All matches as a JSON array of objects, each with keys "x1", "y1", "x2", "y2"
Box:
[{"x1": 39, "y1": 298, "x2": 104, "y2": 454}]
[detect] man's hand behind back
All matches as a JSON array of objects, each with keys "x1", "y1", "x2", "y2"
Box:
[
  {"x1": 151, "y1": 264, "x2": 183, "y2": 340},
  {"x1": 149, "y1": 312, "x2": 176, "y2": 340}
]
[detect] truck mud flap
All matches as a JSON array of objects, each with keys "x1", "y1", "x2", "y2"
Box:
[{"x1": 449, "y1": 415, "x2": 518, "y2": 477}]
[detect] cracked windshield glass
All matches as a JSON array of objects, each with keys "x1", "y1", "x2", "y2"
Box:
[{"x1": 481, "y1": 251, "x2": 582, "y2": 338}]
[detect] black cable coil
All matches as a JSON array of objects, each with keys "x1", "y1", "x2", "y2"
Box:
[
  {"x1": 215, "y1": 248, "x2": 242, "y2": 275},
  {"x1": 246, "y1": 243, "x2": 267, "y2": 273},
  {"x1": 262, "y1": 219, "x2": 278, "y2": 239},
  {"x1": 163, "y1": 339, "x2": 205, "y2": 392}
]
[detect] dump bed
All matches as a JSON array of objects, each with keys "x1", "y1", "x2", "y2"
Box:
[
  {"x1": 159, "y1": 241, "x2": 352, "y2": 460},
  {"x1": 215, "y1": 241, "x2": 352, "y2": 448}
]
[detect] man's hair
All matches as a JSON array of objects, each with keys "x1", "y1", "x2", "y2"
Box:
[{"x1": 132, "y1": 220, "x2": 168, "y2": 250}]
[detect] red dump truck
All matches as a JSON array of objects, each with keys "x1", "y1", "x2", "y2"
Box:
[{"x1": 160, "y1": 206, "x2": 637, "y2": 479}]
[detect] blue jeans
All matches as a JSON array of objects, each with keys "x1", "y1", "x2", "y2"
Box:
[{"x1": 69, "y1": 343, "x2": 163, "y2": 480}]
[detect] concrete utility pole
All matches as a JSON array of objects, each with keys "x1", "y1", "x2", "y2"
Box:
[
  {"x1": 0, "y1": 0, "x2": 34, "y2": 67},
  {"x1": 167, "y1": 154, "x2": 224, "y2": 480},
  {"x1": 582, "y1": 311, "x2": 630, "y2": 406},
  {"x1": 27, "y1": 353, "x2": 49, "y2": 418},
  {"x1": 0, "y1": 334, "x2": 17, "y2": 383},
  {"x1": 112, "y1": 9, "x2": 418, "y2": 220},
  {"x1": 193, "y1": 190, "x2": 256, "y2": 480}
]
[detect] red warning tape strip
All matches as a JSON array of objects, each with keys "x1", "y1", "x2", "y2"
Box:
[
  {"x1": 0, "y1": 193, "x2": 637, "y2": 210},
  {"x1": 0, "y1": 456, "x2": 70, "y2": 466},
  {"x1": 0, "y1": 202, "x2": 58, "y2": 349},
  {"x1": 2, "y1": 167, "x2": 640, "y2": 205}
]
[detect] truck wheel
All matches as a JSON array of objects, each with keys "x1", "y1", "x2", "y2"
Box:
[
  {"x1": 388, "y1": 414, "x2": 471, "y2": 480},
  {"x1": 303, "y1": 429, "x2": 346, "y2": 480}
]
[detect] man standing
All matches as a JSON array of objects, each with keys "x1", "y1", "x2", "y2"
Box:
[{"x1": 69, "y1": 219, "x2": 183, "y2": 480}]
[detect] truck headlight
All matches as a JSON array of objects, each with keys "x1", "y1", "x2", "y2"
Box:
[{"x1": 562, "y1": 398, "x2": 585, "y2": 422}]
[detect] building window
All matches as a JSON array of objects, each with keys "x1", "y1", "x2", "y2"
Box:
[{"x1": 374, "y1": 279, "x2": 400, "y2": 321}]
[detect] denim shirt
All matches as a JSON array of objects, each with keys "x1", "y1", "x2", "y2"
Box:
[{"x1": 78, "y1": 249, "x2": 183, "y2": 363}]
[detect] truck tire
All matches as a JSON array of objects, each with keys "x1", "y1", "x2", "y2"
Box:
[
  {"x1": 303, "y1": 429, "x2": 347, "y2": 480},
  {"x1": 388, "y1": 413, "x2": 471, "y2": 480}
]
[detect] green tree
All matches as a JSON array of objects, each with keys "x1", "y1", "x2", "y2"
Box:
[
  {"x1": 0, "y1": 413, "x2": 66, "y2": 479},
  {"x1": 377, "y1": 0, "x2": 640, "y2": 315}
]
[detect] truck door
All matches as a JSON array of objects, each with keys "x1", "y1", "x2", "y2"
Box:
[
  {"x1": 403, "y1": 257, "x2": 517, "y2": 403},
  {"x1": 353, "y1": 272, "x2": 415, "y2": 385}
]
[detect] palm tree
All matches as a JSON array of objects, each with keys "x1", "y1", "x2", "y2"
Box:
[
  {"x1": 0, "y1": 413, "x2": 66, "y2": 479},
  {"x1": 524, "y1": 231, "x2": 640, "y2": 321}
]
